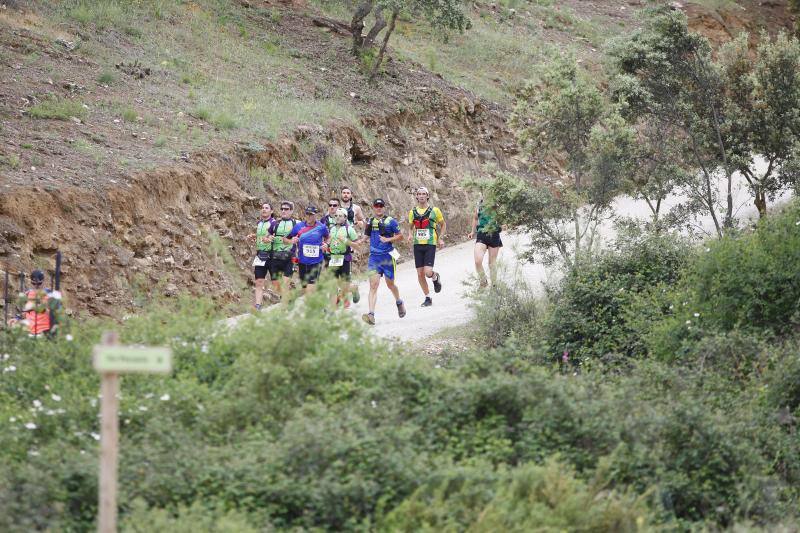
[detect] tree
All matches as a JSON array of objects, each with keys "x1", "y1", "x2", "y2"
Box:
[
  {"x1": 348, "y1": 0, "x2": 470, "y2": 79},
  {"x1": 719, "y1": 33, "x2": 800, "y2": 217},
  {"x1": 496, "y1": 56, "x2": 622, "y2": 269},
  {"x1": 610, "y1": 7, "x2": 738, "y2": 237}
]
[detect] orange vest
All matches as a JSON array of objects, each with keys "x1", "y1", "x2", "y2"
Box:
[{"x1": 23, "y1": 289, "x2": 51, "y2": 336}]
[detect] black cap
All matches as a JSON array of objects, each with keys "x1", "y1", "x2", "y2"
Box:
[
  {"x1": 373, "y1": 198, "x2": 386, "y2": 207},
  {"x1": 305, "y1": 205, "x2": 318, "y2": 214},
  {"x1": 31, "y1": 270, "x2": 45, "y2": 283}
]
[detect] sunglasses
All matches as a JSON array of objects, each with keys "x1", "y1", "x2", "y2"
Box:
[
  {"x1": 329, "y1": 203, "x2": 339, "y2": 207},
  {"x1": 373, "y1": 204, "x2": 384, "y2": 208},
  {"x1": 280, "y1": 207, "x2": 291, "y2": 210}
]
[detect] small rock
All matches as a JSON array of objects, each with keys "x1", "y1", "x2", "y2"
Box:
[
  {"x1": 163, "y1": 283, "x2": 179, "y2": 297},
  {"x1": 70, "y1": 117, "x2": 82, "y2": 124}
]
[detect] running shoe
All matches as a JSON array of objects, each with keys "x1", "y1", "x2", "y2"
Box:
[
  {"x1": 397, "y1": 300, "x2": 406, "y2": 318},
  {"x1": 432, "y1": 273, "x2": 442, "y2": 293},
  {"x1": 362, "y1": 312, "x2": 375, "y2": 325},
  {"x1": 421, "y1": 296, "x2": 432, "y2": 307},
  {"x1": 352, "y1": 286, "x2": 360, "y2": 304}
]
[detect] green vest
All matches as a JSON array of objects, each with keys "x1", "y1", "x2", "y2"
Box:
[
  {"x1": 256, "y1": 219, "x2": 272, "y2": 251},
  {"x1": 270, "y1": 219, "x2": 296, "y2": 253}
]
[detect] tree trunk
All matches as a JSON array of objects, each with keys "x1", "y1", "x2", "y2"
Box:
[
  {"x1": 363, "y1": 7, "x2": 386, "y2": 48},
  {"x1": 351, "y1": 0, "x2": 374, "y2": 54},
  {"x1": 754, "y1": 189, "x2": 767, "y2": 218},
  {"x1": 369, "y1": 10, "x2": 398, "y2": 81}
]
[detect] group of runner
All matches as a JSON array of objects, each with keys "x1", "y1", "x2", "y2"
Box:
[{"x1": 247, "y1": 185, "x2": 503, "y2": 325}]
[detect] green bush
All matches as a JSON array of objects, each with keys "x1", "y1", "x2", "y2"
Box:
[
  {"x1": 28, "y1": 97, "x2": 87, "y2": 121},
  {"x1": 383, "y1": 459, "x2": 654, "y2": 532},
  {"x1": 649, "y1": 201, "x2": 800, "y2": 361},
  {"x1": 546, "y1": 232, "x2": 690, "y2": 364},
  {"x1": 121, "y1": 499, "x2": 260, "y2": 532},
  {"x1": 470, "y1": 270, "x2": 542, "y2": 349}
]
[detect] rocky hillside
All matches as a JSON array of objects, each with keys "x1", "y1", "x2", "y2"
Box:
[{"x1": 0, "y1": 0, "x2": 794, "y2": 316}]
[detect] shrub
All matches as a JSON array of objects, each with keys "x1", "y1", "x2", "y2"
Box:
[
  {"x1": 121, "y1": 107, "x2": 137, "y2": 122},
  {"x1": 470, "y1": 268, "x2": 542, "y2": 349},
  {"x1": 121, "y1": 499, "x2": 260, "y2": 533},
  {"x1": 28, "y1": 97, "x2": 87, "y2": 121},
  {"x1": 382, "y1": 459, "x2": 654, "y2": 531},
  {"x1": 649, "y1": 201, "x2": 800, "y2": 361},
  {"x1": 546, "y1": 232, "x2": 690, "y2": 364}
]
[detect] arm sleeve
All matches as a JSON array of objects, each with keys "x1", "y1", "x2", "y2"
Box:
[{"x1": 288, "y1": 223, "x2": 301, "y2": 238}]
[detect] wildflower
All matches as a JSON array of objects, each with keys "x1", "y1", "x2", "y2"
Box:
[
  {"x1": 4, "y1": 365, "x2": 16, "y2": 372},
  {"x1": 1, "y1": 353, "x2": 8, "y2": 360},
  {"x1": 25, "y1": 422, "x2": 37, "y2": 430},
  {"x1": 144, "y1": 393, "x2": 154, "y2": 399},
  {"x1": 693, "y1": 312, "x2": 700, "y2": 318},
  {"x1": 669, "y1": 304, "x2": 674, "y2": 310},
  {"x1": 160, "y1": 394, "x2": 170, "y2": 401},
  {"x1": 201, "y1": 344, "x2": 209, "y2": 353},
  {"x1": 65, "y1": 334, "x2": 74, "y2": 341},
  {"x1": 138, "y1": 406, "x2": 148, "y2": 412},
  {"x1": 28, "y1": 450, "x2": 40, "y2": 457},
  {"x1": 370, "y1": 400, "x2": 377, "y2": 408},
  {"x1": 91, "y1": 432, "x2": 100, "y2": 441},
  {"x1": 51, "y1": 394, "x2": 61, "y2": 402},
  {"x1": 685, "y1": 320, "x2": 692, "y2": 325},
  {"x1": 32, "y1": 400, "x2": 42, "y2": 408}
]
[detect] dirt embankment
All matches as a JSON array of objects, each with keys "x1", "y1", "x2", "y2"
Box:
[{"x1": 1, "y1": 91, "x2": 525, "y2": 317}]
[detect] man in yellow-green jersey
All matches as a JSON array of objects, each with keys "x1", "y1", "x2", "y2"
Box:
[{"x1": 407, "y1": 186, "x2": 445, "y2": 307}]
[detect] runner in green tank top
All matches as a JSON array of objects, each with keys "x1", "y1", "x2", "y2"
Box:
[{"x1": 468, "y1": 196, "x2": 503, "y2": 287}]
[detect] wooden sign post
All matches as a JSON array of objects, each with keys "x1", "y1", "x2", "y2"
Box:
[{"x1": 93, "y1": 332, "x2": 172, "y2": 533}]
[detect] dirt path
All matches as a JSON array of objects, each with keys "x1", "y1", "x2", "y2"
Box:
[{"x1": 228, "y1": 174, "x2": 789, "y2": 338}]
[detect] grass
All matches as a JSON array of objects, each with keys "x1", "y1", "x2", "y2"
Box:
[
  {"x1": 28, "y1": 97, "x2": 87, "y2": 121},
  {"x1": 0, "y1": 154, "x2": 21, "y2": 170},
  {"x1": 206, "y1": 230, "x2": 246, "y2": 290},
  {"x1": 311, "y1": 0, "x2": 611, "y2": 104},
  {"x1": 97, "y1": 70, "x2": 116, "y2": 85},
  {"x1": 121, "y1": 107, "x2": 138, "y2": 122},
  {"x1": 251, "y1": 166, "x2": 287, "y2": 195},
  {"x1": 322, "y1": 152, "x2": 347, "y2": 185}
]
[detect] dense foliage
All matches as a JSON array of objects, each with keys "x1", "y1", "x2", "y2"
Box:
[{"x1": 2, "y1": 203, "x2": 800, "y2": 530}]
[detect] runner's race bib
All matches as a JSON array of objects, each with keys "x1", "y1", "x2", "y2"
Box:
[
  {"x1": 252, "y1": 256, "x2": 266, "y2": 267},
  {"x1": 329, "y1": 255, "x2": 345, "y2": 267},
  {"x1": 416, "y1": 228, "x2": 431, "y2": 241},
  {"x1": 303, "y1": 244, "x2": 320, "y2": 258}
]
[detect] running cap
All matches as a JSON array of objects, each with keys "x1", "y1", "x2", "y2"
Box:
[
  {"x1": 416, "y1": 186, "x2": 430, "y2": 195},
  {"x1": 31, "y1": 270, "x2": 45, "y2": 283},
  {"x1": 305, "y1": 205, "x2": 319, "y2": 214},
  {"x1": 373, "y1": 198, "x2": 386, "y2": 207}
]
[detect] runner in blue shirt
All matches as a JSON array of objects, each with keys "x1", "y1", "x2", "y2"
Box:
[
  {"x1": 288, "y1": 205, "x2": 329, "y2": 293},
  {"x1": 362, "y1": 198, "x2": 406, "y2": 325}
]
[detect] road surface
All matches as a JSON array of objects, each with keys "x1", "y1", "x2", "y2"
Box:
[{"x1": 229, "y1": 174, "x2": 789, "y2": 339}]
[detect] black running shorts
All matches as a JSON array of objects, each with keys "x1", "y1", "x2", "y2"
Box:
[
  {"x1": 254, "y1": 264, "x2": 269, "y2": 280},
  {"x1": 298, "y1": 262, "x2": 323, "y2": 286},
  {"x1": 476, "y1": 231, "x2": 503, "y2": 248},
  {"x1": 413, "y1": 244, "x2": 437, "y2": 268},
  {"x1": 331, "y1": 260, "x2": 352, "y2": 280},
  {"x1": 269, "y1": 258, "x2": 294, "y2": 281}
]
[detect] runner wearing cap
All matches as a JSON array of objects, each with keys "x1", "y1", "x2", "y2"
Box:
[
  {"x1": 288, "y1": 205, "x2": 329, "y2": 293},
  {"x1": 362, "y1": 198, "x2": 406, "y2": 325},
  {"x1": 408, "y1": 186, "x2": 445, "y2": 307}
]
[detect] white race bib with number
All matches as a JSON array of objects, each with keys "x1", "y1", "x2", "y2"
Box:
[
  {"x1": 329, "y1": 255, "x2": 345, "y2": 267},
  {"x1": 415, "y1": 228, "x2": 431, "y2": 241},
  {"x1": 252, "y1": 256, "x2": 266, "y2": 267},
  {"x1": 389, "y1": 248, "x2": 400, "y2": 260},
  {"x1": 303, "y1": 244, "x2": 320, "y2": 258}
]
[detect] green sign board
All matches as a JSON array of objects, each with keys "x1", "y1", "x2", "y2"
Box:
[{"x1": 93, "y1": 346, "x2": 172, "y2": 374}]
